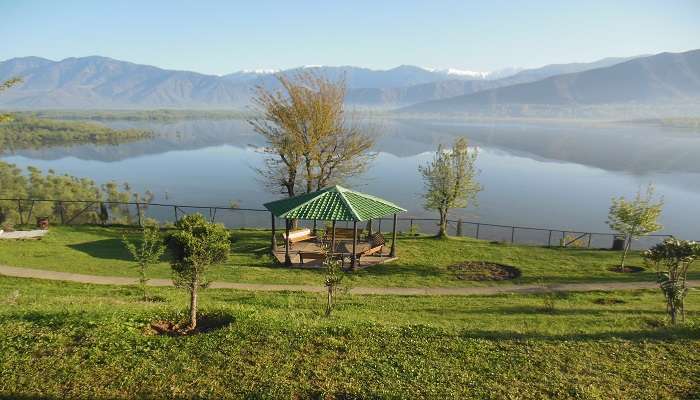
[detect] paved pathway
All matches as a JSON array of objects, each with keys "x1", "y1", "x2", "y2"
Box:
[
  {"x1": 0, "y1": 230, "x2": 48, "y2": 240},
  {"x1": 1, "y1": 265, "x2": 698, "y2": 296}
]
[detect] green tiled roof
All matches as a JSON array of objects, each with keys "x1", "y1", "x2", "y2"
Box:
[{"x1": 263, "y1": 185, "x2": 406, "y2": 221}]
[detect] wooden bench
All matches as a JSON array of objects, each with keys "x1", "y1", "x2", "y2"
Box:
[
  {"x1": 298, "y1": 251, "x2": 326, "y2": 265},
  {"x1": 281, "y1": 228, "x2": 315, "y2": 247},
  {"x1": 352, "y1": 233, "x2": 386, "y2": 267},
  {"x1": 324, "y1": 227, "x2": 362, "y2": 241}
]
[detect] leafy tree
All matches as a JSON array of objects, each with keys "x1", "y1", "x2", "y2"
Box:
[
  {"x1": 643, "y1": 237, "x2": 700, "y2": 324},
  {"x1": 123, "y1": 224, "x2": 166, "y2": 300},
  {"x1": 168, "y1": 214, "x2": 230, "y2": 330},
  {"x1": 249, "y1": 71, "x2": 375, "y2": 197},
  {"x1": 0, "y1": 77, "x2": 22, "y2": 123},
  {"x1": 419, "y1": 137, "x2": 481, "y2": 238},
  {"x1": 607, "y1": 184, "x2": 663, "y2": 271}
]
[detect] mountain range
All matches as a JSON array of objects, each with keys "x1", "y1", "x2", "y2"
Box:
[
  {"x1": 400, "y1": 49, "x2": 700, "y2": 114},
  {"x1": 0, "y1": 50, "x2": 697, "y2": 113}
]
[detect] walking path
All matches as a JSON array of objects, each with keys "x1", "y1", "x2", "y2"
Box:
[{"x1": 1, "y1": 265, "x2": 698, "y2": 296}]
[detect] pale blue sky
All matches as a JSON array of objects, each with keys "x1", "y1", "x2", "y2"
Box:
[{"x1": 2, "y1": 0, "x2": 699, "y2": 75}]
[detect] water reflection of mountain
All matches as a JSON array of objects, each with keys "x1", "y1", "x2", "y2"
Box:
[
  {"x1": 381, "y1": 119, "x2": 700, "y2": 175},
  {"x1": 4, "y1": 118, "x2": 700, "y2": 175}
]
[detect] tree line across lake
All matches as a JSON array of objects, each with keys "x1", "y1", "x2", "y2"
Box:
[{"x1": 0, "y1": 116, "x2": 152, "y2": 151}]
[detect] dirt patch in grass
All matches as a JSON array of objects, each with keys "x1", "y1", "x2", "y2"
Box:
[
  {"x1": 447, "y1": 261, "x2": 521, "y2": 281},
  {"x1": 593, "y1": 297, "x2": 627, "y2": 305},
  {"x1": 147, "y1": 313, "x2": 233, "y2": 336},
  {"x1": 607, "y1": 265, "x2": 645, "y2": 273}
]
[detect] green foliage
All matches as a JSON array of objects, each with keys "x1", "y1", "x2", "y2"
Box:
[
  {"x1": 0, "y1": 161, "x2": 148, "y2": 226},
  {"x1": 250, "y1": 71, "x2": 375, "y2": 197},
  {"x1": 607, "y1": 184, "x2": 664, "y2": 270},
  {"x1": 0, "y1": 77, "x2": 22, "y2": 123},
  {"x1": 0, "y1": 116, "x2": 152, "y2": 150},
  {"x1": 168, "y1": 214, "x2": 231, "y2": 328},
  {"x1": 122, "y1": 224, "x2": 166, "y2": 300},
  {"x1": 560, "y1": 233, "x2": 587, "y2": 248},
  {"x1": 0, "y1": 77, "x2": 22, "y2": 92},
  {"x1": 643, "y1": 237, "x2": 700, "y2": 324},
  {"x1": 322, "y1": 245, "x2": 345, "y2": 317},
  {"x1": 419, "y1": 137, "x2": 481, "y2": 238}
]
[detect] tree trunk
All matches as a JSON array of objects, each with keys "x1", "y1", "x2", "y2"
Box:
[
  {"x1": 140, "y1": 266, "x2": 148, "y2": 300},
  {"x1": 189, "y1": 285, "x2": 198, "y2": 330},
  {"x1": 325, "y1": 285, "x2": 333, "y2": 317},
  {"x1": 619, "y1": 235, "x2": 632, "y2": 271},
  {"x1": 438, "y1": 209, "x2": 449, "y2": 238},
  {"x1": 669, "y1": 301, "x2": 677, "y2": 325}
]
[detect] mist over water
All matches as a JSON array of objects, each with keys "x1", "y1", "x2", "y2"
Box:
[{"x1": 2, "y1": 118, "x2": 699, "y2": 238}]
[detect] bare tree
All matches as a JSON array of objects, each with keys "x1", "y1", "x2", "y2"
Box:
[
  {"x1": 249, "y1": 71, "x2": 375, "y2": 197},
  {"x1": 419, "y1": 137, "x2": 481, "y2": 238}
]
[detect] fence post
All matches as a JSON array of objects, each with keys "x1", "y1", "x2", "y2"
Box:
[
  {"x1": 547, "y1": 230, "x2": 552, "y2": 247},
  {"x1": 511, "y1": 227, "x2": 515, "y2": 243},
  {"x1": 26, "y1": 200, "x2": 35, "y2": 226},
  {"x1": 173, "y1": 206, "x2": 178, "y2": 223},
  {"x1": 476, "y1": 223, "x2": 480, "y2": 239},
  {"x1": 58, "y1": 201, "x2": 65, "y2": 224},
  {"x1": 456, "y1": 218, "x2": 463, "y2": 236},
  {"x1": 17, "y1": 200, "x2": 23, "y2": 225},
  {"x1": 587, "y1": 233, "x2": 592, "y2": 248},
  {"x1": 561, "y1": 231, "x2": 566, "y2": 247},
  {"x1": 410, "y1": 218, "x2": 414, "y2": 231}
]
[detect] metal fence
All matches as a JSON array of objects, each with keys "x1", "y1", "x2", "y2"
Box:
[{"x1": 1, "y1": 198, "x2": 673, "y2": 250}]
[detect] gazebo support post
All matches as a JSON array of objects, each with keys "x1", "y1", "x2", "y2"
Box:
[
  {"x1": 390, "y1": 213, "x2": 397, "y2": 257},
  {"x1": 367, "y1": 219, "x2": 373, "y2": 236},
  {"x1": 351, "y1": 220, "x2": 358, "y2": 269},
  {"x1": 270, "y1": 212, "x2": 277, "y2": 253},
  {"x1": 331, "y1": 220, "x2": 337, "y2": 255},
  {"x1": 284, "y1": 218, "x2": 292, "y2": 267},
  {"x1": 312, "y1": 219, "x2": 317, "y2": 235}
]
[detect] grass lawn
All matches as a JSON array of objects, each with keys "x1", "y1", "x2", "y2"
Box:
[
  {"x1": 1, "y1": 225, "x2": 693, "y2": 288},
  {"x1": 0, "y1": 275, "x2": 698, "y2": 399}
]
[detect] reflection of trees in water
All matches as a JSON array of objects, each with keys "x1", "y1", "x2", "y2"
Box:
[
  {"x1": 4, "y1": 119, "x2": 263, "y2": 162},
  {"x1": 4, "y1": 118, "x2": 700, "y2": 175}
]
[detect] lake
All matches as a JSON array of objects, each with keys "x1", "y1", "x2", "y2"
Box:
[{"x1": 2, "y1": 117, "x2": 699, "y2": 241}]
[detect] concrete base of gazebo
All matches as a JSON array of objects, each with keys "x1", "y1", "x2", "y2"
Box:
[{"x1": 272, "y1": 241, "x2": 397, "y2": 269}]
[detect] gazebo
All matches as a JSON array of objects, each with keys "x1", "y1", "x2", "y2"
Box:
[{"x1": 263, "y1": 185, "x2": 406, "y2": 268}]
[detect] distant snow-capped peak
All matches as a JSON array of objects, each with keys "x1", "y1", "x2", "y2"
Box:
[
  {"x1": 424, "y1": 66, "x2": 523, "y2": 80},
  {"x1": 238, "y1": 68, "x2": 280, "y2": 74}
]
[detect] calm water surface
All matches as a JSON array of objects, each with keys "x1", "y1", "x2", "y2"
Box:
[{"x1": 2, "y1": 118, "x2": 699, "y2": 238}]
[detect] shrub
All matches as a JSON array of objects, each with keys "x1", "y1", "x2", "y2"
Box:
[{"x1": 643, "y1": 237, "x2": 700, "y2": 324}]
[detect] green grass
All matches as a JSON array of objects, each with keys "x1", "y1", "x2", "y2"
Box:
[
  {"x1": 0, "y1": 275, "x2": 698, "y2": 399},
  {"x1": 1, "y1": 225, "x2": 694, "y2": 288}
]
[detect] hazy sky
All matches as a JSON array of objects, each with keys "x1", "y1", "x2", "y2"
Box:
[{"x1": 2, "y1": 0, "x2": 699, "y2": 75}]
